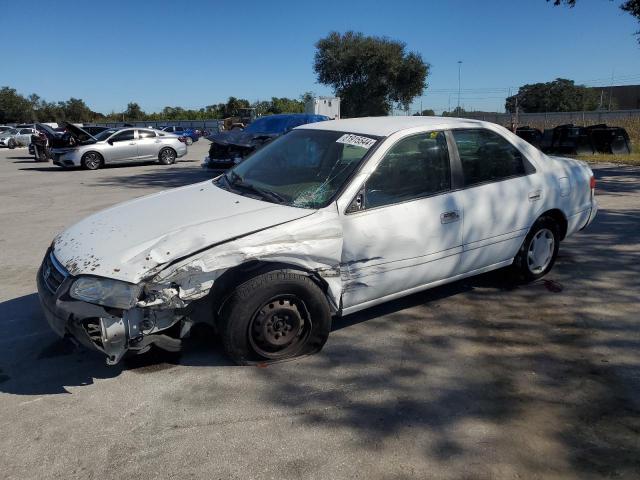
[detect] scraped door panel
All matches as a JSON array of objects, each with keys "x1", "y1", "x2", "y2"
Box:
[{"x1": 340, "y1": 193, "x2": 463, "y2": 309}]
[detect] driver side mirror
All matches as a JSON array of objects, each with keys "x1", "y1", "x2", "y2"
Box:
[
  {"x1": 346, "y1": 189, "x2": 365, "y2": 214},
  {"x1": 107, "y1": 140, "x2": 114, "y2": 145}
]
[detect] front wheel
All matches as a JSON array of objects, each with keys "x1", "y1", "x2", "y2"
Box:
[
  {"x1": 81, "y1": 152, "x2": 103, "y2": 170},
  {"x1": 158, "y1": 147, "x2": 176, "y2": 165},
  {"x1": 219, "y1": 271, "x2": 331, "y2": 365},
  {"x1": 513, "y1": 216, "x2": 560, "y2": 281},
  {"x1": 8, "y1": 139, "x2": 16, "y2": 149}
]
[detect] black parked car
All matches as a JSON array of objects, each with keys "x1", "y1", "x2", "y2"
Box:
[
  {"x1": 202, "y1": 113, "x2": 329, "y2": 169},
  {"x1": 515, "y1": 126, "x2": 543, "y2": 149}
]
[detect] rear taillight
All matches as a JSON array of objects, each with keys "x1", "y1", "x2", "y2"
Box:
[
  {"x1": 178, "y1": 136, "x2": 186, "y2": 143},
  {"x1": 590, "y1": 175, "x2": 596, "y2": 190}
]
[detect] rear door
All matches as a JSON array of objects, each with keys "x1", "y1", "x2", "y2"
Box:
[
  {"x1": 107, "y1": 129, "x2": 137, "y2": 163},
  {"x1": 340, "y1": 131, "x2": 464, "y2": 310},
  {"x1": 136, "y1": 129, "x2": 161, "y2": 159},
  {"x1": 450, "y1": 128, "x2": 541, "y2": 273}
]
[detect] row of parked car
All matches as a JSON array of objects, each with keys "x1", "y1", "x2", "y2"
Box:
[
  {"x1": 0, "y1": 122, "x2": 191, "y2": 169},
  {"x1": 515, "y1": 124, "x2": 632, "y2": 155}
]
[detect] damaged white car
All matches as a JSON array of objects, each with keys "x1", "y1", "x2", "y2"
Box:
[{"x1": 37, "y1": 117, "x2": 597, "y2": 365}]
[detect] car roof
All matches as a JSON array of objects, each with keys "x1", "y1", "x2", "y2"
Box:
[{"x1": 297, "y1": 116, "x2": 492, "y2": 137}]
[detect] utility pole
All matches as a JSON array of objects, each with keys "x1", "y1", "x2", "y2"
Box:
[
  {"x1": 608, "y1": 68, "x2": 615, "y2": 111},
  {"x1": 457, "y1": 61, "x2": 462, "y2": 112}
]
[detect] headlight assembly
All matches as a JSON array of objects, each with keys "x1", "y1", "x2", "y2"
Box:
[{"x1": 70, "y1": 277, "x2": 142, "y2": 309}]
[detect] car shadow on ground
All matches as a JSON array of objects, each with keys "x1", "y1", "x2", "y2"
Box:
[
  {"x1": 91, "y1": 165, "x2": 216, "y2": 189},
  {"x1": 17, "y1": 159, "x2": 200, "y2": 174},
  {"x1": 0, "y1": 270, "x2": 514, "y2": 397},
  {"x1": 0, "y1": 164, "x2": 639, "y2": 477}
]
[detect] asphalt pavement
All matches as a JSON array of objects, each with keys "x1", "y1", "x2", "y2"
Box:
[{"x1": 0, "y1": 142, "x2": 638, "y2": 479}]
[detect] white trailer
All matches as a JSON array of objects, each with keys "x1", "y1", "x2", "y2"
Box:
[{"x1": 305, "y1": 97, "x2": 340, "y2": 119}]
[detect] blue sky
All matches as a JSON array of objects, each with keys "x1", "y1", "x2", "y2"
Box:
[{"x1": 1, "y1": 0, "x2": 638, "y2": 114}]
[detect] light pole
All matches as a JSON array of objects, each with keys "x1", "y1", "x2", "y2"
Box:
[{"x1": 457, "y1": 61, "x2": 462, "y2": 112}]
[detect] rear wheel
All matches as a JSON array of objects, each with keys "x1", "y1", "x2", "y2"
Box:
[
  {"x1": 158, "y1": 147, "x2": 176, "y2": 165},
  {"x1": 81, "y1": 152, "x2": 103, "y2": 170},
  {"x1": 513, "y1": 216, "x2": 560, "y2": 281},
  {"x1": 219, "y1": 271, "x2": 331, "y2": 365},
  {"x1": 185, "y1": 136, "x2": 193, "y2": 146}
]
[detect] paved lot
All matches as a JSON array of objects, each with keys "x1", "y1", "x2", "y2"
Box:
[{"x1": 0, "y1": 143, "x2": 639, "y2": 479}]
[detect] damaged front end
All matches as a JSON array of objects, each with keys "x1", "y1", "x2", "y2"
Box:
[
  {"x1": 203, "y1": 132, "x2": 275, "y2": 169},
  {"x1": 36, "y1": 207, "x2": 345, "y2": 365},
  {"x1": 36, "y1": 250, "x2": 194, "y2": 365}
]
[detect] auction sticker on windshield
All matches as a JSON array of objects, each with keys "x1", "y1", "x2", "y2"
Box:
[{"x1": 336, "y1": 134, "x2": 376, "y2": 149}]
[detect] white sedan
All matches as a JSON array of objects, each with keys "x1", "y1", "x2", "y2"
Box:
[
  {"x1": 0, "y1": 127, "x2": 36, "y2": 148},
  {"x1": 37, "y1": 116, "x2": 597, "y2": 365}
]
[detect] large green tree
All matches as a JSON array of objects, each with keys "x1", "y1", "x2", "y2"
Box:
[
  {"x1": 313, "y1": 31, "x2": 429, "y2": 117},
  {"x1": 125, "y1": 102, "x2": 145, "y2": 120},
  {"x1": 0, "y1": 87, "x2": 32, "y2": 123},
  {"x1": 505, "y1": 78, "x2": 599, "y2": 113}
]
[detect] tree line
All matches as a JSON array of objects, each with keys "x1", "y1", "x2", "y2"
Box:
[{"x1": 0, "y1": 87, "x2": 314, "y2": 124}]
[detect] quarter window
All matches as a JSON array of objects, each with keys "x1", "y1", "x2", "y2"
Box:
[
  {"x1": 364, "y1": 131, "x2": 451, "y2": 209},
  {"x1": 452, "y1": 129, "x2": 527, "y2": 187},
  {"x1": 111, "y1": 130, "x2": 134, "y2": 142}
]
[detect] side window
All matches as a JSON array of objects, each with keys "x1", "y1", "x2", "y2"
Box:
[
  {"x1": 138, "y1": 129, "x2": 156, "y2": 139},
  {"x1": 20, "y1": 128, "x2": 32, "y2": 134},
  {"x1": 452, "y1": 129, "x2": 527, "y2": 187},
  {"x1": 111, "y1": 130, "x2": 134, "y2": 142},
  {"x1": 364, "y1": 131, "x2": 451, "y2": 209},
  {"x1": 175, "y1": 126, "x2": 184, "y2": 132}
]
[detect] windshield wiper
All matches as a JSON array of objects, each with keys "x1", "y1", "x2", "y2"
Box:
[{"x1": 225, "y1": 171, "x2": 286, "y2": 204}]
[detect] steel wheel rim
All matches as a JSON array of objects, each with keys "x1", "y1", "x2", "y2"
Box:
[
  {"x1": 527, "y1": 228, "x2": 555, "y2": 274},
  {"x1": 248, "y1": 295, "x2": 311, "y2": 359},
  {"x1": 85, "y1": 153, "x2": 100, "y2": 169}
]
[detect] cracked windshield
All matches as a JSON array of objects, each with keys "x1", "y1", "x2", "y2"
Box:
[{"x1": 218, "y1": 129, "x2": 377, "y2": 208}]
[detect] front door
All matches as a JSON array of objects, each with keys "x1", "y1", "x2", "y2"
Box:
[{"x1": 340, "y1": 131, "x2": 463, "y2": 310}]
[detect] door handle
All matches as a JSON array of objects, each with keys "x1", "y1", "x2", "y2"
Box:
[
  {"x1": 528, "y1": 190, "x2": 542, "y2": 202},
  {"x1": 440, "y1": 210, "x2": 460, "y2": 224}
]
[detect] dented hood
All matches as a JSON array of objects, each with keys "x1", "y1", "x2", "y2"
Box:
[{"x1": 53, "y1": 181, "x2": 313, "y2": 283}]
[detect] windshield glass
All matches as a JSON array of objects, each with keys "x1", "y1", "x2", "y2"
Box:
[
  {"x1": 94, "y1": 129, "x2": 119, "y2": 141},
  {"x1": 218, "y1": 129, "x2": 377, "y2": 209},
  {"x1": 244, "y1": 116, "x2": 291, "y2": 134},
  {"x1": 4, "y1": 128, "x2": 18, "y2": 135}
]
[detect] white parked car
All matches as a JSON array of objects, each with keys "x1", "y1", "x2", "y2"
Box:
[
  {"x1": 37, "y1": 117, "x2": 597, "y2": 365},
  {"x1": 0, "y1": 127, "x2": 36, "y2": 148}
]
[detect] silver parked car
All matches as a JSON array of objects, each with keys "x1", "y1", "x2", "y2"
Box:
[
  {"x1": 0, "y1": 127, "x2": 37, "y2": 148},
  {"x1": 50, "y1": 123, "x2": 188, "y2": 169}
]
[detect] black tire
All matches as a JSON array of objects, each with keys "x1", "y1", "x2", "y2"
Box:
[
  {"x1": 81, "y1": 151, "x2": 103, "y2": 170},
  {"x1": 185, "y1": 136, "x2": 193, "y2": 146},
  {"x1": 8, "y1": 139, "x2": 16, "y2": 149},
  {"x1": 513, "y1": 215, "x2": 560, "y2": 282},
  {"x1": 219, "y1": 271, "x2": 331, "y2": 365},
  {"x1": 158, "y1": 147, "x2": 176, "y2": 165}
]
